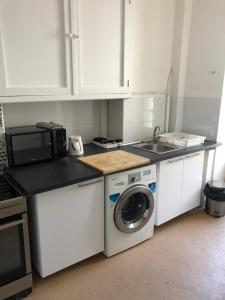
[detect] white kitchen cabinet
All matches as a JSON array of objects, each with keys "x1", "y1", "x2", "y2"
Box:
[
  {"x1": 29, "y1": 178, "x2": 104, "y2": 277},
  {"x1": 0, "y1": 0, "x2": 131, "y2": 100},
  {"x1": 156, "y1": 151, "x2": 204, "y2": 225},
  {"x1": 156, "y1": 157, "x2": 183, "y2": 225},
  {"x1": 180, "y1": 151, "x2": 204, "y2": 214},
  {"x1": 132, "y1": 0, "x2": 175, "y2": 93},
  {"x1": 0, "y1": 0, "x2": 71, "y2": 96},
  {"x1": 71, "y1": 0, "x2": 131, "y2": 95}
]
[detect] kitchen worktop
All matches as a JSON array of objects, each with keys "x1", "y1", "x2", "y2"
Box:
[{"x1": 5, "y1": 139, "x2": 220, "y2": 195}]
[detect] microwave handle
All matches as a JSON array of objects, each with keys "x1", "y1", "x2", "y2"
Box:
[{"x1": 52, "y1": 129, "x2": 58, "y2": 158}]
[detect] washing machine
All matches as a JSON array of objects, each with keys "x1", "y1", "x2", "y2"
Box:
[{"x1": 104, "y1": 164, "x2": 156, "y2": 257}]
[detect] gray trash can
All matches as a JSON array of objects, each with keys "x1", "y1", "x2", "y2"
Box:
[{"x1": 204, "y1": 181, "x2": 225, "y2": 217}]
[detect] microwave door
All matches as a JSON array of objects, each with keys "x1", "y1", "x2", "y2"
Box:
[{"x1": 11, "y1": 132, "x2": 52, "y2": 165}]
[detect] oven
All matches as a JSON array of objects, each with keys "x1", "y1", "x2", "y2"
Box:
[{"x1": 0, "y1": 177, "x2": 32, "y2": 300}]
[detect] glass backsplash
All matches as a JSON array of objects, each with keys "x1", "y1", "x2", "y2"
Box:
[{"x1": 0, "y1": 105, "x2": 8, "y2": 174}]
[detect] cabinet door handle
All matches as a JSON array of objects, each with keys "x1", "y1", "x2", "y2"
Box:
[
  {"x1": 66, "y1": 33, "x2": 73, "y2": 38},
  {"x1": 185, "y1": 153, "x2": 201, "y2": 159},
  {"x1": 78, "y1": 179, "x2": 104, "y2": 188},
  {"x1": 72, "y1": 34, "x2": 79, "y2": 39},
  {"x1": 66, "y1": 33, "x2": 79, "y2": 39},
  {"x1": 168, "y1": 157, "x2": 183, "y2": 163}
]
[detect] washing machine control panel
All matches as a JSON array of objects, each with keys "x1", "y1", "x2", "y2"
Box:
[
  {"x1": 107, "y1": 165, "x2": 156, "y2": 195},
  {"x1": 142, "y1": 169, "x2": 155, "y2": 181},
  {"x1": 128, "y1": 169, "x2": 155, "y2": 184},
  {"x1": 128, "y1": 172, "x2": 141, "y2": 184}
]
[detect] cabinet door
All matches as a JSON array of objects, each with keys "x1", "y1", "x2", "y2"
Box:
[
  {"x1": 71, "y1": 0, "x2": 131, "y2": 95},
  {"x1": 156, "y1": 157, "x2": 183, "y2": 225},
  {"x1": 181, "y1": 151, "x2": 204, "y2": 214},
  {"x1": 31, "y1": 178, "x2": 104, "y2": 277},
  {"x1": 132, "y1": 0, "x2": 175, "y2": 93},
  {"x1": 0, "y1": 0, "x2": 71, "y2": 97}
]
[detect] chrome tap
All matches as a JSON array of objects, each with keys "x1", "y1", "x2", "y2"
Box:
[{"x1": 153, "y1": 125, "x2": 161, "y2": 142}]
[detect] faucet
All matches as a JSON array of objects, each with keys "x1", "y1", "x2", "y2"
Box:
[{"x1": 153, "y1": 125, "x2": 161, "y2": 142}]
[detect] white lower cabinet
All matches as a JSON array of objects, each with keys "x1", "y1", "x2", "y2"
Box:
[
  {"x1": 180, "y1": 152, "x2": 205, "y2": 214},
  {"x1": 155, "y1": 157, "x2": 183, "y2": 225},
  {"x1": 29, "y1": 177, "x2": 104, "y2": 278},
  {"x1": 156, "y1": 151, "x2": 204, "y2": 225}
]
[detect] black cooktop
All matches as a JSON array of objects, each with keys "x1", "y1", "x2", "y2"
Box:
[{"x1": 0, "y1": 176, "x2": 20, "y2": 201}]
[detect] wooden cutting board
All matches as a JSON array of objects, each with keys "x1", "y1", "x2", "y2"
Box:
[{"x1": 78, "y1": 150, "x2": 150, "y2": 174}]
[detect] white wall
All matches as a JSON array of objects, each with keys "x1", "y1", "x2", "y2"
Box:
[
  {"x1": 214, "y1": 75, "x2": 225, "y2": 181},
  {"x1": 184, "y1": 0, "x2": 225, "y2": 99},
  {"x1": 182, "y1": 97, "x2": 221, "y2": 139},
  {"x1": 169, "y1": 0, "x2": 193, "y2": 132},
  {"x1": 3, "y1": 101, "x2": 105, "y2": 143},
  {"x1": 169, "y1": 0, "x2": 225, "y2": 138},
  {"x1": 182, "y1": 0, "x2": 225, "y2": 138}
]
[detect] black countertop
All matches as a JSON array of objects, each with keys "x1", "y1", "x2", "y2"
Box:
[
  {"x1": 5, "y1": 140, "x2": 220, "y2": 196},
  {"x1": 5, "y1": 156, "x2": 103, "y2": 196}
]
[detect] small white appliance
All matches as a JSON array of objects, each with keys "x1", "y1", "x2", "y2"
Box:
[
  {"x1": 69, "y1": 135, "x2": 84, "y2": 156},
  {"x1": 104, "y1": 165, "x2": 156, "y2": 257}
]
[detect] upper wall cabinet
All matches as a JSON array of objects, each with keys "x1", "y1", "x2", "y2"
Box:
[
  {"x1": 0, "y1": 0, "x2": 132, "y2": 100},
  {"x1": 71, "y1": 0, "x2": 131, "y2": 95},
  {"x1": 0, "y1": 0, "x2": 71, "y2": 96},
  {"x1": 132, "y1": 0, "x2": 175, "y2": 93}
]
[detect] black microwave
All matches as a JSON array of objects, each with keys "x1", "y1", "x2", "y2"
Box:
[{"x1": 5, "y1": 125, "x2": 67, "y2": 167}]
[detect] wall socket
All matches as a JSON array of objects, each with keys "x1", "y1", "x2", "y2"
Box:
[{"x1": 0, "y1": 105, "x2": 8, "y2": 174}]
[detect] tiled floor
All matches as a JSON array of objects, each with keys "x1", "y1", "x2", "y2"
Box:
[{"x1": 28, "y1": 209, "x2": 225, "y2": 300}]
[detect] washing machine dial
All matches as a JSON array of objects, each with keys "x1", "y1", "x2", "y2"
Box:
[
  {"x1": 128, "y1": 172, "x2": 141, "y2": 184},
  {"x1": 131, "y1": 176, "x2": 137, "y2": 183}
]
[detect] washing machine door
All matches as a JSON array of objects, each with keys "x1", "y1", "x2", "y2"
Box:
[{"x1": 114, "y1": 184, "x2": 154, "y2": 233}]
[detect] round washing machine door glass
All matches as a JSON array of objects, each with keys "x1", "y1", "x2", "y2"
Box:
[{"x1": 114, "y1": 184, "x2": 154, "y2": 233}]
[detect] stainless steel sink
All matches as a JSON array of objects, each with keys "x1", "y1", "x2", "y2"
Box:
[{"x1": 131, "y1": 141, "x2": 180, "y2": 154}]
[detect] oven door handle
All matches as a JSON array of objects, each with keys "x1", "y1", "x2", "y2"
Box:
[{"x1": 0, "y1": 218, "x2": 25, "y2": 231}]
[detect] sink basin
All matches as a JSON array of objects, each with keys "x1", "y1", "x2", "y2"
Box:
[{"x1": 131, "y1": 141, "x2": 180, "y2": 154}]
